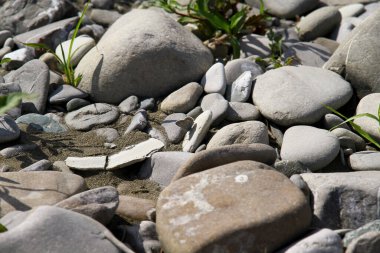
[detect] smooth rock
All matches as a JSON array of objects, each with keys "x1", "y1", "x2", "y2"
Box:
[
  {"x1": 331, "y1": 128, "x2": 366, "y2": 151},
  {"x1": 0, "y1": 143, "x2": 37, "y2": 158},
  {"x1": 283, "y1": 42, "x2": 331, "y2": 67},
  {"x1": 49, "y1": 84, "x2": 88, "y2": 104},
  {"x1": 161, "y1": 113, "x2": 187, "y2": 144},
  {"x1": 119, "y1": 95, "x2": 139, "y2": 114},
  {"x1": 321, "y1": 0, "x2": 375, "y2": 5},
  {"x1": 138, "y1": 151, "x2": 193, "y2": 187},
  {"x1": 343, "y1": 220, "x2": 380, "y2": 247},
  {"x1": 224, "y1": 58, "x2": 263, "y2": 85},
  {"x1": 200, "y1": 93, "x2": 228, "y2": 126},
  {"x1": 201, "y1": 62, "x2": 226, "y2": 95},
  {"x1": 207, "y1": 121, "x2": 269, "y2": 149},
  {"x1": 53, "y1": 160, "x2": 73, "y2": 174},
  {"x1": 90, "y1": 9, "x2": 122, "y2": 26},
  {"x1": 226, "y1": 102, "x2": 260, "y2": 122},
  {"x1": 0, "y1": 30, "x2": 11, "y2": 47},
  {"x1": 16, "y1": 113, "x2": 66, "y2": 133},
  {"x1": 313, "y1": 37, "x2": 340, "y2": 53},
  {"x1": 66, "y1": 98, "x2": 91, "y2": 111},
  {"x1": 106, "y1": 138, "x2": 165, "y2": 170},
  {"x1": 0, "y1": 206, "x2": 129, "y2": 253},
  {"x1": 346, "y1": 232, "x2": 380, "y2": 253},
  {"x1": 339, "y1": 4, "x2": 365, "y2": 18},
  {"x1": 239, "y1": 34, "x2": 272, "y2": 59},
  {"x1": 0, "y1": 115, "x2": 20, "y2": 144},
  {"x1": 124, "y1": 109, "x2": 148, "y2": 135},
  {"x1": 139, "y1": 98, "x2": 155, "y2": 111},
  {"x1": 187, "y1": 106, "x2": 203, "y2": 119},
  {"x1": 349, "y1": 151, "x2": 380, "y2": 171},
  {"x1": 226, "y1": 71, "x2": 253, "y2": 102},
  {"x1": 65, "y1": 156, "x2": 107, "y2": 171},
  {"x1": 353, "y1": 93, "x2": 380, "y2": 141},
  {"x1": 157, "y1": 161, "x2": 311, "y2": 253},
  {"x1": 76, "y1": 9, "x2": 213, "y2": 103},
  {"x1": 20, "y1": 159, "x2": 52, "y2": 172},
  {"x1": 281, "y1": 126, "x2": 340, "y2": 171},
  {"x1": 330, "y1": 17, "x2": 359, "y2": 43},
  {"x1": 2, "y1": 48, "x2": 34, "y2": 70},
  {"x1": 94, "y1": 128, "x2": 119, "y2": 143},
  {"x1": 0, "y1": 171, "x2": 86, "y2": 216},
  {"x1": 301, "y1": 171, "x2": 380, "y2": 229},
  {"x1": 4, "y1": 60, "x2": 49, "y2": 113},
  {"x1": 173, "y1": 143, "x2": 277, "y2": 181},
  {"x1": 298, "y1": 7, "x2": 342, "y2": 41},
  {"x1": 116, "y1": 195, "x2": 156, "y2": 221},
  {"x1": 65, "y1": 103, "x2": 119, "y2": 131},
  {"x1": 55, "y1": 186, "x2": 118, "y2": 225},
  {"x1": 160, "y1": 82, "x2": 203, "y2": 114},
  {"x1": 323, "y1": 113, "x2": 350, "y2": 130},
  {"x1": 182, "y1": 110, "x2": 212, "y2": 153},
  {"x1": 252, "y1": 66, "x2": 353, "y2": 126},
  {"x1": 55, "y1": 35, "x2": 95, "y2": 66}
]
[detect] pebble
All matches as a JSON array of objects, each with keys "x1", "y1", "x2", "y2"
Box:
[
  {"x1": 226, "y1": 102, "x2": 260, "y2": 122},
  {"x1": 65, "y1": 103, "x2": 119, "y2": 131},
  {"x1": 2, "y1": 48, "x2": 34, "y2": 70},
  {"x1": 55, "y1": 35, "x2": 95, "y2": 66},
  {"x1": 0, "y1": 143, "x2": 38, "y2": 158},
  {"x1": 226, "y1": 71, "x2": 253, "y2": 102},
  {"x1": 201, "y1": 62, "x2": 226, "y2": 95},
  {"x1": 49, "y1": 84, "x2": 88, "y2": 104},
  {"x1": 90, "y1": 8, "x2": 122, "y2": 26},
  {"x1": 65, "y1": 156, "x2": 107, "y2": 171},
  {"x1": 16, "y1": 113, "x2": 67, "y2": 133},
  {"x1": 160, "y1": 82, "x2": 203, "y2": 114},
  {"x1": 322, "y1": 113, "x2": 350, "y2": 130},
  {"x1": 0, "y1": 30, "x2": 11, "y2": 47},
  {"x1": 94, "y1": 127, "x2": 119, "y2": 143},
  {"x1": 20, "y1": 159, "x2": 52, "y2": 172},
  {"x1": 0, "y1": 115, "x2": 20, "y2": 144},
  {"x1": 281, "y1": 126, "x2": 340, "y2": 171},
  {"x1": 139, "y1": 98, "x2": 155, "y2": 111},
  {"x1": 331, "y1": 128, "x2": 366, "y2": 151},
  {"x1": 116, "y1": 195, "x2": 156, "y2": 221},
  {"x1": 224, "y1": 58, "x2": 263, "y2": 85},
  {"x1": 66, "y1": 98, "x2": 91, "y2": 111},
  {"x1": 207, "y1": 121, "x2": 269, "y2": 149},
  {"x1": 339, "y1": 4, "x2": 365, "y2": 18},
  {"x1": 349, "y1": 151, "x2": 380, "y2": 171},
  {"x1": 161, "y1": 113, "x2": 188, "y2": 144},
  {"x1": 146, "y1": 127, "x2": 167, "y2": 145},
  {"x1": 353, "y1": 93, "x2": 380, "y2": 142},
  {"x1": 200, "y1": 93, "x2": 228, "y2": 126},
  {"x1": 124, "y1": 109, "x2": 148, "y2": 135},
  {"x1": 186, "y1": 106, "x2": 203, "y2": 119},
  {"x1": 118, "y1": 95, "x2": 139, "y2": 114}
]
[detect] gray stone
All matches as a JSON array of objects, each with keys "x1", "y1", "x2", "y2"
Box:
[
  {"x1": 278, "y1": 229, "x2": 343, "y2": 253},
  {"x1": 324, "y1": 8, "x2": 380, "y2": 98},
  {"x1": 187, "y1": 106, "x2": 203, "y2": 119},
  {"x1": 0, "y1": 115, "x2": 20, "y2": 144},
  {"x1": 65, "y1": 103, "x2": 119, "y2": 131},
  {"x1": 226, "y1": 102, "x2": 260, "y2": 122},
  {"x1": 90, "y1": 9, "x2": 122, "y2": 26},
  {"x1": 207, "y1": 121, "x2": 269, "y2": 149},
  {"x1": 323, "y1": 113, "x2": 350, "y2": 130},
  {"x1": 301, "y1": 171, "x2": 380, "y2": 229},
  {"x1": 48, "y1": 70, "x2": 63, "y2": 85},
  {"x1": 182, "y1": 110, "x2": 212, "y2": 153},
  {"x1": 65, "y1": 156, "x2": 107, "y2": 171},
  {"x1": 283, "y1": 42, "x2": 331, "y2": 67},
  {"x1": 0, "y1": 171, "x2": 86, "y2": 216},
  {"x1": 77, "y1": 24, "x2": 106, "y2": 41},
  {"x1": 139, "y1": 98, "x2": 155, "y2": 111},
  {"x1": 94, "y1": 128, "x2": 119, "y2": 143},
  {"x1": 339, "y1": 4, "x2": 365, "y2": 18},
  {"x1": 55, "y1": 35, "x2": 95, "y2": 66},
  {"x1": 0, "y1": 143, "x2": 37, "y2": 158},
  {"x1": 49, "y1": 84, "x2": 88, "y2": 104},
  {"x1": 76, "y1": 9, "x2": 213, "y2": 103},
  {"x1": 2, "y1": 48, "x2": 35, "y2": 70},
  {"x1": 321, "y1": 0, "x2": 376, "y2": 5},
  {"x1": 239, "y1": 34, "x2": 272, "y2": 59},
  {"x1": 157, "y1": 161, "x2": 311, "y2": 253},
  {"x1": 224, "y1": 58, "x2": 263, "y2": 86},
  {"x1": 119, "y1": 95, "x2": 139, "y2": 114},
  {"x1": 281, "y1": 126, "x2": 340, "y2": 171},
  {"x1": 290, "y1": 174, "x2": 310, "y2": 200},
  {"x1": 246, "y1": 0, "x2": 319, "y2": 19},
  {"x1": 331, "y1": 128, "x2": 366, "y2": 151},
  {"x1": 161, "y1": 113, "x2": 187, "y2": 144},
  {"x1": 160, "y1": 82, "x2": 203, "y2": 114},
  {"x1": 3, "y1": 38, "x2": 14, "y2": 49},
  {"x1": 252, "y1": 66, "x2": 353, "y2": 126},
  {"x1": 0, "y1": 46, "x2": 11, "y2": 59},
  {"x1": 274, "y1": 160, "x2": 311, "y2": 178},
  {"x1": 0, "y1": 30, "x2": 11, "y2": 47},
  {"x1": 200, "y1": 93, "x2": 228, "y2": 126},
  {"x1": 0, "y1": 0, "x2": 69, "y2": 35},
  {"x1": 66, "y1": 98, "x2": 91, "y2": 111},
  {"x1": 20, "y1": 159, "x2": 52, "y2": 172},
  {"x1": 201, "y1": 62, "x2": 226, "y2": 95},
  {"x1": 349, "y1": 151, "x2": 380, "y2": 171},
  {"x1": 343, "y1": 220, "x2": 380, "y2": 247},
  {"x1": 353, "y1": 93, "x2": 380, "y2": 141},
  {"x1": 124, "y1": 109, "x2": 148, "y2": 135},
  {"x1": 16, "y1": 113, "x2": 67, "y2": 133},
  {"x1": 138, "y1": 151, "x2": 194, "y2": 187},
  {"x1": 298, "y1": 7, "x2": 342, "y2": 41},
  {"x1": 330, "y1": 17, "x2": 359, "y2": 43},
  {"x1": 146, "y1": 127, "x2": 167, "y2": 145},
  {"x1": 173, "y1": 143, "x2": 277, "y2": 181},
  {"x1": 4, "y1": 60, "x2": 49, "y2": 114},
  {"x1": 226, "y1": 71, "x2": 253, "y2": 102},
  {"x1": 313, "y1": 37, "x2": 340, "y2": 53},
  {"x1": 0, "y1": 206, "x2": 129, "y2": 253},
  {"x1": 346, "y1": 232, "x2": 380, "y2": 253},
  {"x1": 106, "y1": 138, "x2": 165, "y2": 170},
  {"x1": 55, "y1": 186, "x2": 119, "y2": 225},
  {"x1": 359, "y1": 2, "x2": 380, "y2": 19}
]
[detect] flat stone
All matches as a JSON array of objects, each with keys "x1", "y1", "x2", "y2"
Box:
[
  {"x1": 55, "y1": 35, "x2": 95, "y2": 66},
  {"x1": 0, "y1": 206, "x2": 128, "y2": 253},
  {"x1": 252, "y1": 66, "x2": 353, "y2": 126},
  {"x1": 160, "y1": 82, "x2": 203, "y2": 114},
  {"x1": 20, "y1": 159, "x2": 52, "y2": 172},
  {"x1": 281, "y1": 126, "x2": 340, "y2": 171},
  {"x1": 0, "y1": 115, "x2": 20, "y2": 144},
  {"x1": 161, "y1": 113, "x2": 187, "y2": 144},
  {"x1": 55, "y1": 186, "x2": 119, "y2": 225},
  {"x1": 106, "y1": 138, "x2": 164, "y2": 170},
  {"x1": 16, "y1": 113, "x2": 67, "y2": 133},
  {"x1": 65, "y1": 103, "x2": 119, "y2": 131},
  {"x1": 200, "y1": 93, "x2": 228, "y2": 126},
  {"x1": 224, "y1": 58, "x2": 263, "y2": 85},
  {"x1": 226, "y1": 71, "x2": 253, "y2": 102},
  {"x1": 138, "y1": 151, "x2": 194, "y2": 187},
  {"x1": 343, "y1": 220, "x2": 380, "y2": 247},
  {"x1": 173, "y1": 143, "x2": 277, "y2": 181},
  {"x1": 119, "y1": 95, "x2": 139, "y2": 114},
  {"x1": 201, "y1": 62, "x2": 226, "y2": 95},
  {"x1": 207, "y1": 121, "x2": 269, "y2": 149},
  {"x1": 66, "y1": 98, "x2": 91, "y2": 112},
  {"x1": 0, "y1": 171, "x2": 86, "y2": 216},
  {"x1": 226, "y1": 102, "x2": 260, "y2": 122},
  {"x1": 298, "y1": 7, "x2": 342, "y2": 41},
  {"x1": 349, "y1": 151, "x2": 380, "y2": 171},
  {"x1": 116, "y1": 195, "x2": 156, "y2": 221},
  {"x1": 301, "y1": 171, "x2": 380, "y2": 229},
  {"x1": 353, "y1": 93, "x2": 380, "y2": 141},
  {"x1": 49, "y1": 84, "x2": 88, "y2": 104},
  {"x1": 157, "y1": 161, "x2": 311, "y2": 253},
  {"x1": 182, "y1": 110, "x2": 212, "y2": 153},
  {"x1": 65, "y1": 156, "x2": 107, "y2": 171}
]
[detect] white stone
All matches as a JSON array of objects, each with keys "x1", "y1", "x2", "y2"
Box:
[
  {"x1": 56, "y1": 35, "x2": 95, "y2": 66},
  {"x1": 339, "y1": 4, "x2": 365, "y2": 18},
  {"x1": 65, "y1": 156, "x2": 107, "y2": 170},
  {"x1": 226, "y1": 71, "x2": 253, "y2": 102},
  {"x1": 201, "y1": 62, "x2": 226, "y2": 95},
  {"x1": 183, "y1": 110, "x2": 213, "y2": 153}
]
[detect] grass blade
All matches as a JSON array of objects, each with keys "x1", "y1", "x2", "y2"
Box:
[{"x1": 0, "y1": 223, "x2": 7, "y2": 233}]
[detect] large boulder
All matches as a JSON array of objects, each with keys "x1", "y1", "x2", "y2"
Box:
[
  {"x1": 76, "y1": 9, "x2": 213, "y2": 104},
  {"x1": 324, "y1": 8, "x2": 380, "y2": 98}
]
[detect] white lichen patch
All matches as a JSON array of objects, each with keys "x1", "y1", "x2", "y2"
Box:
[{"x1": 235, "y1": 174, "x2": 248, "y2": 184}]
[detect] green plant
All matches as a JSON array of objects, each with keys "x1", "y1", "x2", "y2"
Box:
[
  {"x1": 0, "y1": 223, "x2": 7, "y2": 233},
  {"x1": 23, "y1": 1, "x2": 90, "y2": 87},
  {"x1": 325, "y1": 104, "x2": 380, "y2": 149},
  {"x1": 0, "y1": 93, "x2": 30, "y2": 115},
  {"x1": 150, "y1": 0, "x2": 267, "y2": 59},
  {"x1": 0, "y1": 58, "x2": 11, "y2": 65}
]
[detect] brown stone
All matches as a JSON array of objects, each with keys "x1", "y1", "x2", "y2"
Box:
[{"x1": 116, "y1": 195, "x2": 156, "y2": 221}]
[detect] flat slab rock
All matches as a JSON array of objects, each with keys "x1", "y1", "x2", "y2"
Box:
[
  {"x1": 0, "y1": 171, "x2": 87, "y2": 216},
  {"x1": 65, "y1": 103, "x2": 119, "y2": 131},
  {"x1": 157, "y1": 161, "x2": 311, "y2": 253}
]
